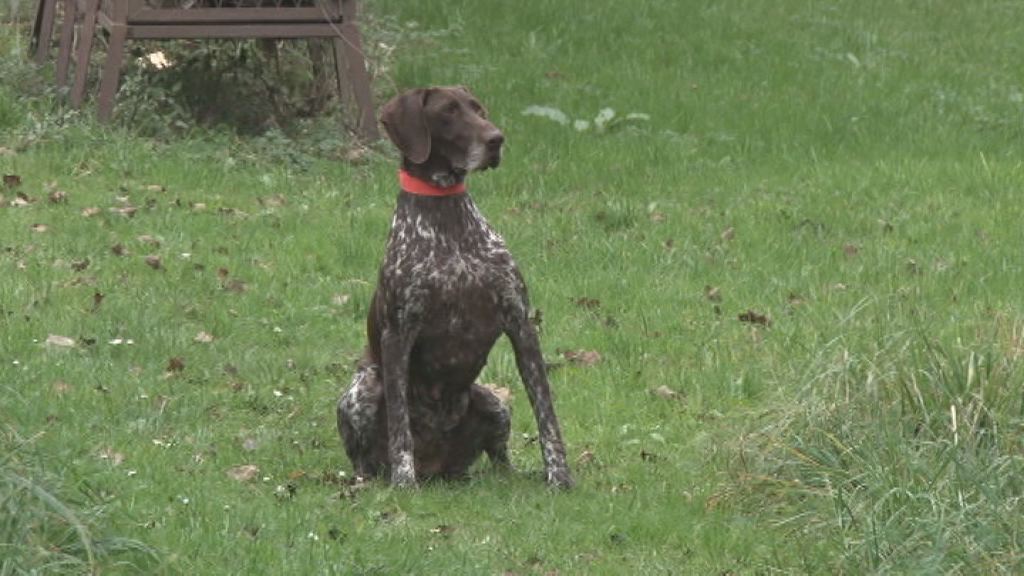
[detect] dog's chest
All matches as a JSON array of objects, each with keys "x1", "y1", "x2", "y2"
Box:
[{"x1": 382, "y1": 194, "x2": 521, "y2": 316}]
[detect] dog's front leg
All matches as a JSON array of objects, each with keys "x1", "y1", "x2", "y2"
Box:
[
  {"x1": 381, "y1": 327, "x2": 418, "y2": 487},
  {"x1": 506, "y1": 317, "x2": 574, "y2": 489}
]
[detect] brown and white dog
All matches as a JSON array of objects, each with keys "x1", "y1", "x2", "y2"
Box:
[{"x1": 336, "y1": 86, "x2": 573, "y2": 488}]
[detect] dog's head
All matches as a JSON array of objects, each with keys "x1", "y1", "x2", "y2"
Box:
[{"x1": 380, "y1": 86, "x2": 504, "y2": 187}]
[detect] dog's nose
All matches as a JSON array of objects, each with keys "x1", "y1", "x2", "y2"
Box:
[{"x1": 486, "y1": 132, "x2": 505, "y2": 149}]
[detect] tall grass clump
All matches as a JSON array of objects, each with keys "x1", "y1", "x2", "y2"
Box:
[
  {"x1": 1, "y1": 436, "x2": 160, "y2": 574},
  {"x1": 725, "y1": 332, "x2": 1024, "y2": 573}
]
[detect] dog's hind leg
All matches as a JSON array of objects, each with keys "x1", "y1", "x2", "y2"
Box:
[{"x1": 337, "y1": 361, "x2": 387, "y2": 478}]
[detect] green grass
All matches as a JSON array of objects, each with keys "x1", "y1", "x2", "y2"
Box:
[{"x1": 3, "y1": 0, "x2": 1024, "y2": 573}]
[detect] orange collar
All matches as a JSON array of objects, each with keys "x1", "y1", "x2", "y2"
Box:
[{"x1": 399, "y1": 170, "x2": 466, "y2": 197}]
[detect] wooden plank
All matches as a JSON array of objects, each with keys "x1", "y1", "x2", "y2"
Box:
[
  {"x1": 125, "y1": 22, "x2": 345, "y2": 38},
  {"x1": 124, "y1": 7, "x2": 341, "y2": 24}
]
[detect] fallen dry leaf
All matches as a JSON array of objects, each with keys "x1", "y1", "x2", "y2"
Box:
[
  {"x1": 3, "y1": 174, "x2": 21, "y2": 188},
  {"x1": 112, "y1": 205, "x2": 138, "y2": 217},
  {"x1": 99, "y1": 447, "x2": 125, "y2": 466},
  {"x1": 81, "y1": 207, "x2": 101, "y2": 217},
  {"x1": 481, "y1": 383, "x2": 511, "y2": 404},
  {"x1": 92, "y1": 291, "x2": 104, "y2": 311},
  {"x1": 226, "y1": 464, "x2": 260, "y2": 482},
  {"x1": 0, "y1": 147, "x2": 13, "y2": 156},
  {"x1": 577, "y1": 449, "x2": 596, "y2": 466},
  {"x1": 720, "y1": 226, "x2": 735, "y2": 242},
  {"x1": 704, "y1": 285, "x2": 722, "y2": 302},
  {"x1": 145, "y1": 184, "x2": 166, "y2": 193},
  {"x1": 572, "y1": 296, "x2": 601, "y2": 310},
  {"x1": 145, "y1": 255, "x2": 162, "y2": 270},
  {"x1": 563, "y1": 349, "x2": 602, "y2": 366},
  {"x1": 45, "y1": 334, "x2": 77, "y2": 348},
  {"x1": 48, "y1": 190, "x2": 68, "y2": 204},
  {"x1": 738, "y1": 310, "x2": 771, "y2": 327},
  {"x1": 223, "y1": 279, "x2": 248, "y2": 293},
  {"x1": 842, "y1": 243, "x2": 859, "y2": 257},
  {"x1": 166, "y1": 356, "x2": 185, "y2": 373},
  {"x1": 30, "y1": 224, "x2": 48, "y2": 233},
  {"x1": 137, "y1": 235, "x2": 160, "y2": 247},
  {"x1": 344, "y1": 146, "x2": 370, "y2": 165},
  {"x1": 71, "y1": 259, "x2": 90, "y2": 272},
  {"x1": 651, "y1": 385, "x2": 682, "y2": 400},
  {"x1": 259, "y1": 194, "x2": 287, "y2": 208},
  {"x1": 429, "y1": 524, "x2": 456, "y2": 536},
  {"x1": 111, "y1": 243, "x2": 127, "y2": 256},
  {"x1": 194, "y1": 331, "x2": 214, "y2": 344}
]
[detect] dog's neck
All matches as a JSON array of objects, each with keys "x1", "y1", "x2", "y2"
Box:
[
  {"x1": 400, "y1": 156, "x2": 466, "y2": 189},
  {"x1": 399, "y1": 169, "x2": 466, "y2": 197}
]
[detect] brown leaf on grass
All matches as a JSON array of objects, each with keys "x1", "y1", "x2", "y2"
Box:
[
  {"x1": 13, "y1": 192, "x2": 34, "y2": 206},
  {"x1": 787, "y1": 292, "x2": 805, "y2": 307},
  {"x1": 648, "y1": 210, "x2": 666, "y2": 223},
  {"x1": 71, "y1": 259, "x2": 90, "y2": 272},
  {"x1": 344, "y1": 146, "x2": 370, "y2": 165},
  {"x1": 738, "y1": 310, "x2": 771, "y2": 327},
  {"x1": 226, "y1": 464, "x2": 260, "y2": 482},
  {"x1": 223, "y1": 279, "x2": 248, "y2": 293},
  {"x1": 720, "y1": 226, "x2": 735, "y2": 242},
  {"x1": 651, "y1": 385, "x2": 682, "y2": 400},
  {"x1": 145, "y1": 184, "x2": 166, "y2": 193},
  {"x1": 704, "y1": 285, "x2": 722, "y2": 302},
  {"x1": 842, "y1": 243, "x2": 859, "y2": 257},
  {"x1": 0, "y1": 147, "x2": 13, "y2": 156},
  {"x1": 145, "y1": 255, "x2": 162, "y2": 270},
  {"x1": 577, "y1": 449, "x2": 597, "y2": 467},
  {"x1": 45, "y1": 334, "x2": 77, "y2": 348},
  {"x1": 113, "y1": 205, "x2": 138, "y2": 218},
  {"x1": 137, "y1": 235, "x2": 161, "y2": 247},
  {"x1": 259, "y1": 194, "x2": 287, "y2": 208},
  {"x1": 481, "y1": 383, "x2": 511, "y2": 404},
  {"x1": 81, "y1": 207, "x2": 101, "y2": 217},
  {"x1": 111, "y1": 243, "x2": 127, "y2": 256},
  {"x1": 3, "y1": 174, "x2": 21, "y2": 188},
  {"x1": 99, "y1": 447, "x2": 125, "y2": 466},
  {"x1": 563, "y1": 349, "x2": 602, "y2": 366},
  {"x1": 30, "y1": 224, "x2": 48, "y2": 233},
  {"x1": 48, "y1": 190, "x2": 68, "y2": 204},
  {"x1": 640, "y1": 449, "x2": 658, "y2": 463},
  {"x1": 217, "y1": 267, "x2": 230, "y2": 280},
  {"x1": 572, "y1": 296, "x2": 601, "y2": 310},
  {"x1": 429, "y1": 524, "x2": 456, "y2": 536},
  {"x1": 193, "y1": 331, "x2": 214, "y2": 344},
  {"x1": 166, "y1": 356, "x2": 185, "y2": 373},
  {"x1": 190, "y1": 202, "x2": 207, "y2": 212},
  {"x1": 92, "y1": 291, "x2": 105, "y2": 312},
  {"x1": 331, "y1": 293, "x2": 351, "y2": 306}
]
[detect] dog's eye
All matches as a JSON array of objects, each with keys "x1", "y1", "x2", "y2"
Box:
[{"x1": 469, "y1": 101, "x2": 486, "y2": 117}]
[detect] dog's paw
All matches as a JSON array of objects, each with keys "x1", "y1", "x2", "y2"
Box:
[
  {"x1": 389, "y1": 456, "x2": 418, "y2": 488},
  {"x1": 545, "y1": 466, "x2": 575, "y2": 490},
  {"x1": 390, "y1": 471, "x2": 418, "y2": 488}
]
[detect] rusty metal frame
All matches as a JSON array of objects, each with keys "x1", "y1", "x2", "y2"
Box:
[{"x1": 60, "y1": 0, "x2": 378, "y2": 139}]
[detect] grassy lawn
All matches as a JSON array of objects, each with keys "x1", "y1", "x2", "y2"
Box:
[{"x1": 3, "y1": 0, "x2": 1024, "y2": 573}]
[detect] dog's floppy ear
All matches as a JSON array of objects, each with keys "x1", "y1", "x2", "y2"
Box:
[{"x1": 380, "y1": 88, "x2": 431, "y2": 165}]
